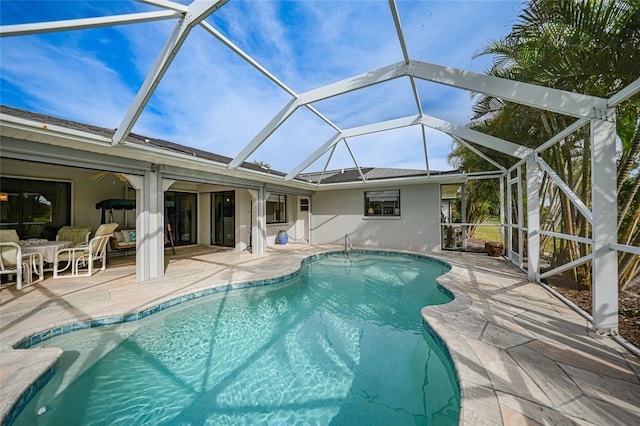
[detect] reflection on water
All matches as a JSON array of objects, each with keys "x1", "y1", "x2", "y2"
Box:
[{"x1": 17, "y1": 254, "x2": 459, "y2": 425}]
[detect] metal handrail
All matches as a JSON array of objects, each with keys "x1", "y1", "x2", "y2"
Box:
[{"x1": 344, "y1": 234, "x2": 353, "y2": 256}]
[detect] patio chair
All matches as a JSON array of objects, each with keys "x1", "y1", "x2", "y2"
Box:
[
  {"x1": 56, "y1": 226, "x2": 92, "y2": 247},
  {"x1": 53, "y1": 223, "x2": 119, "y2": 278},
  {"x1": 0, "y1": 229, "x2": 44, "y2": 290}
]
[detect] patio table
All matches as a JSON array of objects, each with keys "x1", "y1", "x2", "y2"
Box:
[{"x1": 21, "y1": 240, "x2": 72, "y2": 263}]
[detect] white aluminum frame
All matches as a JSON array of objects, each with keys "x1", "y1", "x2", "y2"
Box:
[{"x1": 0, "y1": 1, "x2": 638, "y2": 336}]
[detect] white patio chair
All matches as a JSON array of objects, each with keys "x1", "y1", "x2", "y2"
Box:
[
  {"x1": 56, "y1": 225, "x2": 92, "y2": 247},
  {"x1": 0, "y1": 229, "x2": 44, "y2": 290},
  {"x1": 53, "y1": 223, "x2": 119, "y2": 278}
]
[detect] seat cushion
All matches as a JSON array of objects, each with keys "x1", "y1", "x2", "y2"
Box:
[{"x1": 0, "y1": 230, "x2": 20, "y2": 243}]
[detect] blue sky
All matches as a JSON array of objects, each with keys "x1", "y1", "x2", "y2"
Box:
[{"x1": 0, "y1": 1, "x2": 524, "y2": 173}]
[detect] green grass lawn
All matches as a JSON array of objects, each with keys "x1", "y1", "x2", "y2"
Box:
[
  {"x1": 471, "y1": 217, "x2": 555, "y2": 253},
  {"x1": 471, "y1": 217, "x2": 502, "y2": 242}
]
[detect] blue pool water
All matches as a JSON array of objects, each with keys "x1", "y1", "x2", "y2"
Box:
[{"x1": 14, "y1": 253, "x2": 460, "y2": 425}]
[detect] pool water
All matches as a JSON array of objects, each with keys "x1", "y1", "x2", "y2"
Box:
[{"x1": 15, "y1": 253, "x2": 460, "y2": 425}]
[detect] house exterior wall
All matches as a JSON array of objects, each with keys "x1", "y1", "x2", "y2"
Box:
[
  {"x1": 2, "y1": 159, "x2": 440, "y2": 252},
  {"x1": 264, "y1": 193, "x2": 309, "y2": 246},
  {"x1": 266, "y1": 193, "x2": 294, "y2": 246},
  {"x1": 295, "y1": 196, "x2": 310, "y2": 242},
  {"x1": 311, "y1": 184, "x2": 442, "y2": 251}
]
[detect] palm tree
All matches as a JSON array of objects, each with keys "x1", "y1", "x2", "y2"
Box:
[
  {"x1": 252, "y1": 160, "x2": 271, "y2": 169},
  {"x1": 454, "y1": 0, "x2": 640, "y2": 289}
]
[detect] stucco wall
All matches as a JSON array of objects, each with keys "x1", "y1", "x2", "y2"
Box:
[
  {"x1": 265, "y1": 193, "x2": 298, "y2": 246},
  {"x1": 2, "y1": 159, "x2": 441, "y2": 251},
  {"x1": 312, "y1": 184, "x2": 442, "y2": 251}
]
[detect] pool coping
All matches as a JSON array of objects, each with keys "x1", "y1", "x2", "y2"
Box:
[{"x1": 1, "y1": 246, "x2": 638, "y2": 425}]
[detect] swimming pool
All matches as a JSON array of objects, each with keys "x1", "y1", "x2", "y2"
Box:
[{"x1": 12, "y1": 252, "x2": 460, "y2": 425}]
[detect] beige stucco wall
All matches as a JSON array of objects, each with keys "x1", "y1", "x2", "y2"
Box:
[
  {"x1": 295, "y1": 196, "x2": 310, "y2": 242},
  {"x1": 265, "y1": 193, "x2": 297, "y2": 246},
  {"x1": 3, "y1": 159, "x2": 439, "y2": 252},
  {"x1": 311, "y1": 184, "x2": 442, "y2": 251}
]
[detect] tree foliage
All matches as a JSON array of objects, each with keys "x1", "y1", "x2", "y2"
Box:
[{"x1": 451, "y1": 0, "x2": 640, "y2": 289}]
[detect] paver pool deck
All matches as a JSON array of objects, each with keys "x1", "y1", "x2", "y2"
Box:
[{"x1": 1, "y1": 244, "x2": 639, "y2": 425}]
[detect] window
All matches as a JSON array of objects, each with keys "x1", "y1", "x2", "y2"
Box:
[
  {"x1": 364, "y1": 190, "x2": 400, "y2": 217},
  {"x1": 267, "y1": 194, "x2": 286, "y2": 224},
  {"x1": 0, "y1": 177, "x2": 71, "y2": 239}
]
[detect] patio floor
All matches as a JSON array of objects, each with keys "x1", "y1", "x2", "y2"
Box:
[{"x1": 1, "y1": 244, "x2": 638, "y2": 425}]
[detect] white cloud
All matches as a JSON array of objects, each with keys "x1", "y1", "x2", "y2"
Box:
[
  {"x1": 0, "y1": 1, "x2": 522, "y2": 175},
  {"x1": 0, "y1": 35, "x2": 135, "y2": 127}
]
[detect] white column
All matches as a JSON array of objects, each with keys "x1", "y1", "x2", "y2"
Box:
[
  {"x1": 122, "y1": 173, "x2": 148, "y2": 281},
  {"x1": 248, "y1": 190, "x2": 259, "y2": 254},
  {"x1": 460, "y1": 183, "x2": 467, "y2": 250},
  {"x1": 517, "y1": 165, "x2": 524, "y2": 267},
  {"x1": 308, "y1": 196, "x2": 313, "y2": 244},
  {"x1": 591, "y1": 111, "x2": 618, "y2": 334},
  {"x1": 500, "y1": 175, "x2": 505, "y2": 245},
  {"x1": 248, "y1": 188, "x2": 268, "y2": 255},
  {"x1": 507, "y1": 172, "x2": 514, "y2": 262},
  {"x1": 123, "y1": 172, "x2": 173, "y2": 281},
  {"x1": 154, "y1": 178, "x2": 174, "y2": 279},
  {"x1": 526, "y1": 154, "x2": 540, "y2": 281}
]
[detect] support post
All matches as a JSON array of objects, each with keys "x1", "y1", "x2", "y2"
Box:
[
  {"x1": 308, "y1": 196, "x2": 313, "y2": 244},
  {"x1": 122, "y1": 174, "x2": 147, "y2": 281},
  {"x1": 517, "y1": 165, "x2": 524, "y2": 267},
  {"x1": 123, "y1": 172, "x2": 173, "y2": 281},
  {"x1": 500, "y1": 175, "x2": 505, "y2": 245},
  {"x1": 507, "y1": 171, "x2": 514, "y2": 262},
  {"x1": 156, "y1": 178, "x2": 175, "y2": 277},
  {"x1": 461, "y1": 183, "x2": 467, "y2": 250},
  {"x1": 248, "y1": 187, "x2": 268, "y2": 255},
  {"x1": 526, "y1": 154, "x2": 540, "y2": 281},
  {"x1": 591, "y1": 111, "x2": 618, "y2": 334}
]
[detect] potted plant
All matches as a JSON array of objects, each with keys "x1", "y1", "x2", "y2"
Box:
[{"x1": 485, "y1": 241, "x2": 504, "y2": 257}]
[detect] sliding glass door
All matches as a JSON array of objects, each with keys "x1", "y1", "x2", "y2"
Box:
[
  {"x1": 212, "y1": 191, "x2": 235, "y2": 247},
  {"x1": 165, "y1": 191, "x2": 197, "y2": 246}
]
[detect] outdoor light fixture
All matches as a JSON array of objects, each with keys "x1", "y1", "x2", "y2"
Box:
[{"x1": 0, "y1": 193, "x2": 8, "y2": 202}]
